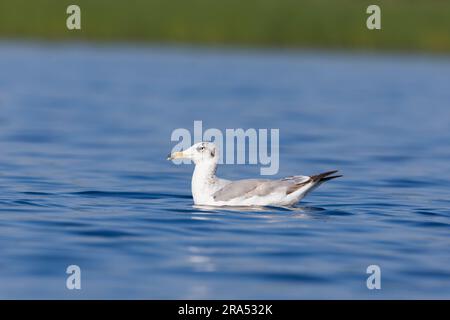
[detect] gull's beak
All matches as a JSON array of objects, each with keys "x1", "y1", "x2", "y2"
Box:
[{"x1": 167, "y1": 151, "x2": 185, "y2": 160}]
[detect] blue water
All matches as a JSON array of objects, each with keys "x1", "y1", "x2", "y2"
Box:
[{"x1": 0, "y1": 42, "x2": 450, "y2": 299}]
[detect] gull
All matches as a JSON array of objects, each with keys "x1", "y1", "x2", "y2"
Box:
[{"x1": 168, "y1": 142, "x2": 341, "y2": 207}]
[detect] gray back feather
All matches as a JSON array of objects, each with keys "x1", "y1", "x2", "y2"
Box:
[{"x1": 213, "y1": 176, "x2": 311, "y2": 201}]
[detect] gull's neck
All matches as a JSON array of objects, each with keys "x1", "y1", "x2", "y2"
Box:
[
  {"x1": 192, "y1": 160, "x2": 218, "y2": 184},
  {"x1": 191, "y1": 160, "x2": 219, "y2": 204}
]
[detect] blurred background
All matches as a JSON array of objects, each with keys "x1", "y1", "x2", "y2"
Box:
[{"x1": 0, "y1": 0, "x2": 449, "y2": 52}]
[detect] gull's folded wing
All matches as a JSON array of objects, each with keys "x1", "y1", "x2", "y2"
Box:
[
  {"x1": 213, "y1": 179, "x2": 269, "y2": 201},
  {"x1": 212, "y1": 176, "x2": 311, "y2": 201}
]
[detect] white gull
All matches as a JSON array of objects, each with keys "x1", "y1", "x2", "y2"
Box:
[{"x1": 168, "y1": 142, "x2": 341, "y2": 207}]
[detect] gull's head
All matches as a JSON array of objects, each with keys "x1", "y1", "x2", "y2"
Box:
[{"x1": 167, "y1": 142, "x2": 218, "y2": 165}]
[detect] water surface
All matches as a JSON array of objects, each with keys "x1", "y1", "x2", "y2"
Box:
[{"x1": 0, "y1": 43, "x2": 449, "y2": 298}]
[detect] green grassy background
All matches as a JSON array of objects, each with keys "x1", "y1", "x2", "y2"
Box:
[{"x1": 0, "y1": 0, "x2": 449, "y2": 52}]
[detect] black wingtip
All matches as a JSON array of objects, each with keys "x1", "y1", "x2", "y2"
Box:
[
  {"x1": 310, "y1": 170, "x2": 340, "y2": 182},
  {"x1": 319, "y1": 174, "x2": 343, "y2": 182}
]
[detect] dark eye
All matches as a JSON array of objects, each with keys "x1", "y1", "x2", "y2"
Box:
[{"x1": 198, "y1": 146, "x2": 205, "y2": 151}]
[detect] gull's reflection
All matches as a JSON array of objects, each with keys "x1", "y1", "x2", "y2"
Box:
[
  {"x1": 184, "y1": 246, "x2": 215, "y2": 299},
  {"x1": 193, "y1": 204, "x2": 272, "y2": 212},
  {"x1": 191, "y1": 204, "x2": 328, "y2": 221},
  {"x1": 186, "y1": 246, "x2": 216, "y2": 272},
  {"x1": 193, "y1": 204, "x2": 325, "y2": 212}
]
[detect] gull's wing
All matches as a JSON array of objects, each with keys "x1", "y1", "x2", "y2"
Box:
[
  {"x1": 212, "y1": 176, "x2": 311, "y2": 201},
  {"x1": 213, "y1": 179, "x2": 269, "y2": 201}
]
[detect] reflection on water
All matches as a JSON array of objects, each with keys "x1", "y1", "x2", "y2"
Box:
[
  {"x1": 0, "y1": 43, "x2": 450, "y2": 298},
  {"x1": 192, "y1": 204, "x2": 315, "y2": 212}
]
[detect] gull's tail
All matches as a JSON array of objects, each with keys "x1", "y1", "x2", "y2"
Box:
[
  {"x1": 284, "y1": 170, "x2": 342, "y2": 205},
  {"x1": 298, "y1": 170, "x2": 342, "y2": 199},
  {"x1": 310, "y1": 170, "x2": 343, "y2": 183}
]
